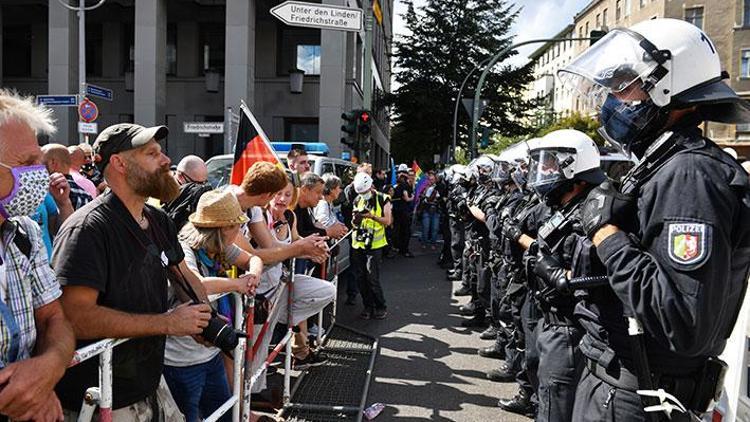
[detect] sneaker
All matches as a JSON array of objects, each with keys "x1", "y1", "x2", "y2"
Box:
[
  {"x1": 292, "y1": 350, "x2": 327, "y2": 371},
  {"x1": 359, "y1": 309, "x2": 372, "y2": 320},
  {"x1": 373, "y1": 309, "x2": 388, "y2": 320},
  {"x1": 308, "y1": 324, "x2": 325, "y2": 338}
]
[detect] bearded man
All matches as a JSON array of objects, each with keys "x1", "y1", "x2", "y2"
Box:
[{"x1": 51, "y1": 124, "x2": 213, "y2": 420}]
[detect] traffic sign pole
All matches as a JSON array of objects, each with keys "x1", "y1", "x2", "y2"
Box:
[{"x1": 361, "y1": 0, "x2": 373, "y2": 162}]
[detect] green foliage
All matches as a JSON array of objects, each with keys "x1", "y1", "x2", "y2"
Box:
[
  {"x1": 389, "y1": 0, "x2": 537, "y2": 164},
  {"x1": 535, "y1": 112, "x2": 604, "y2": 145},
  {"x1": 479, "y1": 133, "x2": 526, "y2": 155}
]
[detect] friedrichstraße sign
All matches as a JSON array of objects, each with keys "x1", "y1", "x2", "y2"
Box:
[
  {"x1": 271, "y1": 1, "x2": 362, "y2": 32},
  {"x1": 184, "y1": 122, "x2": 225, "y2": 134}
]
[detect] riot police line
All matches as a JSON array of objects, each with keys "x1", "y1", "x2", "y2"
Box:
[{"x1": 438, "y1": 18, "x2": 750, "y2": 422}]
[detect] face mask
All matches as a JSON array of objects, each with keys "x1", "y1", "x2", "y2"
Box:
[
  {"x1": 359, "y1": 192, "x2": 372, "y2": 201},
  {"x1": 599, "y1": 94, "x2": 669, "y2": 158},
  {"x1": 0, "y1": 164, "x2": 50, "y2": 219}
]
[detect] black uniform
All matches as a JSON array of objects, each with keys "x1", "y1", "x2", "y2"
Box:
[
  {"x1": 572, "y1": 128, "x2": 750, "y2": 421},
  {"x1": 448, "y1": 183, "x2": 468, "y2": 279}
]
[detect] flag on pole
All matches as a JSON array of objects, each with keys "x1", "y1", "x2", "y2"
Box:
[
  {"x1": 230, "y1": 101, "x2": 284, "y2": 186},
  {"x1": 412, "y1": 160, "x2": 429, "y2": 207},
  {"x1": 390, "y1": 157, "x2": 396, "y2": 186}
]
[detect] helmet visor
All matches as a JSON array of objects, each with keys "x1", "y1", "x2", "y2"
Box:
[
  {"x1": 527, "y1": 149, "x2": 577, "y2": 196},
  {"x1": 491, "y1": 161, "x2": 512, "y2": 183},
  {"x1": 557, "y1": 29, "x2": 659, "y2": 110}
]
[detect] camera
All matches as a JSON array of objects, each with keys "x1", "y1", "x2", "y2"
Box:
[
  {"x1": 354, "y1": 228, "x2": 374, "y2": 249},
  {"x1": 201, "y1": 310, "x2": 242, "y2": 353}
]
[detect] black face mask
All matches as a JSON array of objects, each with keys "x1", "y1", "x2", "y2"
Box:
[{"x1": 599, "y1": 94, "x2": 671, "y2": 158}]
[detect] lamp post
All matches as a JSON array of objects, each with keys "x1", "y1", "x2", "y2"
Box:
[
  {"x1": 451, "y1": 56, "x2": 493, "y2": 164},
  {"x1": 468, "y1": 36, "x2": 598, "y2": 159},
  {"x1": 56, "y1": 0, "x2": 107, "y2": 144}
]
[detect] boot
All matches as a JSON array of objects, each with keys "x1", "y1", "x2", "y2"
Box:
[
  {"x1": 453, "y1": 285, "x2": 471, "y2": 296},
  {"x1": 487, "y1": 363, "x2": 515, "y2": 382},
  {"x1": 479, "y1": 326, "x2": 498, "y2": 340},
  {"x1": 498, "y1": 388, "x2": 536, "y2": 418},
  {"x1": 478, "y1": 345, "x2": 505, "y2": 360},
  {"x1": 458, "y1": 303, "x2": 476, "y2": 316},
  {"x1": 460, "y1": 315, "x2": 487, "y2": 328}
]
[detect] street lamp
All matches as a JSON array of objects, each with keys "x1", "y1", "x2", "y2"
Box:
[
  {"x1": 450, "y1": 56, "x2": 493, "y2": 164},
  {"x1": 56, "y1": 0, "x2": 107, "y2": 143}
]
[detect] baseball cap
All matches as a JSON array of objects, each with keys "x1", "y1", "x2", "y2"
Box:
[{"x1": 93, "y1": 123, "x2": 169, "y2": 171}]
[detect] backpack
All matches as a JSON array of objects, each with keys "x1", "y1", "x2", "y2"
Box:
[{"x1": 162, "y1": 182, "x2": 213, "y2": 230}]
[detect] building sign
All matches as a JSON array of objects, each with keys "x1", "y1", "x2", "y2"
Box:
[{"x1": 183, "y1": 122, "x2": 225, "y2": 134}]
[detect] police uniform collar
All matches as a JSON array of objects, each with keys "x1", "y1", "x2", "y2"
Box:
[{"x1": 672, "y1": 126, "x2": 706, "y2": 151}]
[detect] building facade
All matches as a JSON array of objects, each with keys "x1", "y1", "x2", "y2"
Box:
[
  {"x1": 526, "y1": 24, "x2": 575, "y2": 127},
  {"x1": 528, "y1": 0, "x2": 750, "y2": 155},
  {"x1": 2, "y1": 0, "x2": 393, "y2": 167}
]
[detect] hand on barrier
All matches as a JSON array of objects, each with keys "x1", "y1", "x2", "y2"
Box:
[
  {"x1": 298, "y1": 235, "x2": 329, "y2": 262},
  {"x1": 0, "y1": 357, "x2": 64, "y2": 420},
  {"x1": 326, "y1": 223, "x2": 348, "y2": 239},
  {"x1": 166, "y1": 302, "x2": 212, "y2": 336},
  {"x1": 235, "y1": 273, "x2": 260, "y2": 295}
]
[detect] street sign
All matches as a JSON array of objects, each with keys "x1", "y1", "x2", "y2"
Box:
[
  {"x1": 78, "y1": 122, "x2": 98, "y2": 134},
  {"x1": 462, "y1": 98, "x2": 489, "y2": 120},
  {"x1": 271, "y1": 1, "x2": 363, "y2": 32},
  {"x1": 341, "y1": 151, "x2": 351, "y2": 161},
  {"x1": 36, "y1": 95, "x2": 78, "y2": 107},
  {"x1": 184, "y1": 122, "x2": 224, "y2": 134},
  {"x1": 78, "y1": 98, "x2": 99, "y2": 123},
  {"x1": 86, "y1": 84, "x2": 113, "y2": 101}
]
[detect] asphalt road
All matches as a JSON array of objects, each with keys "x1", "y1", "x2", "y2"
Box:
[{"x1": 335, "y1": 242, "x2": 529, "y2": 422}]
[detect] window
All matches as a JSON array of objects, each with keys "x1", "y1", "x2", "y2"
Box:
[
  {"x1": 640, "y1": 0, "x2": 646, "y2": 8},
  {"x1": 200, "y1": 24, "x2": 225, "y2": 73},
  {"x1": 745, "y1": 0, "x2": 750, "y2": 26},
  {"x1": 579, "y1": 26, "x2": 584, "y2": 44},
  {"x1": 625, "y1": 0, "x2": 631, "y2": 16},
  {"x1": 3, "y1": 25, "x2": 31, "y2": 77},
  {"x1": 167, "y1": 24, "x2": 177, "y2": 76},
  {"x1": 122, "y1": 23, "x2": 134, "y2": 74},
  {"x1": 603, "y1": 9, "x2": 608, "y2": 26},
  {"x1": 685, "y1": 7, "x2": 704, "y2": 29},
  {"x1": 322, "y1": 163, "x2": 334, "y2": 175},
  {"x1": 616, "y1": 0, "x2": 622, "y2": 21},
  {"x1": 741, "y1": 49, "x2": 750, "y2": 78},
  {"x1": 585, "y1": 22, "x2": 589, "y2": 39},
  {"x1": 596, "y1": 13, "x2": 601, "y2": 28},
  {"x1": 284, "y1": 118, "x2": 319, "y2": 141},
  {"x1": 86, "y1": 24, "x2": 103, "y2": 77},
  {"x1": 296, "y1": 45, "x2": 321, "y2": 75}
]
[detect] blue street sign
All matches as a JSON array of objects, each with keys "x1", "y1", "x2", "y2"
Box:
[
  {"x1": 36, "y1": 95, "x2": 78, "y2": 107},
  {"x1": 86, "y1": 84, "x2": 113, "y2": 101},
  {"x1": 341, "y1": 151, "x2": 351, "y2": 161}
]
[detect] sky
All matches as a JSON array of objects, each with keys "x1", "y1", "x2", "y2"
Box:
[{"x1": 391, "y1": 0, "x2": 593, "y2": 67}]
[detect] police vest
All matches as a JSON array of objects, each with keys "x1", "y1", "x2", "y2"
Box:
[{"x1": 352, "y1": 192, "x2": 388, "y2": 250}]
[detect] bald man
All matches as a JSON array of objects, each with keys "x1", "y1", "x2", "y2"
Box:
[
  {"x1": 174, "y1": 155, "x2": 208, "y2": 185},
  {"x1": 68, "y1": 145, "x2": 99, "y2": 198},
  {"x1": 742, "y1": 161, "x2": 750, "y2": 175},
  {"x1": 43, "y1": 144, "x2": 93, "y2": 210}
]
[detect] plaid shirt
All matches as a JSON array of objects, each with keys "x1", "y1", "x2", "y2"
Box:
[
  {"x1": 0, "y1": 217, "x2": 61, "y2": 367},
  {"x1": 65, "y1": 174, "x2": 93, "y2": 211}
]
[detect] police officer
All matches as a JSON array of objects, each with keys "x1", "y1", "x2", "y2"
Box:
[
  {"x1": 448, "y1": 166, "x2": 470, "y2": 287},
  {"x1": 558, "y1": 19, "x2": 750, "y2": 421},
  {"x1": 526, "y1": 130, "x2": 607, "y2": 422}
]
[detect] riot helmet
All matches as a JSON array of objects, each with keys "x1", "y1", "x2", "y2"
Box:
[{"x1": 469, "y1": 155, "x2": 495, "y2": 183}]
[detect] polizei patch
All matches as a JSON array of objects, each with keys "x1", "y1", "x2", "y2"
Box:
[{"x1": 668, "y1": 223, "x2": 707, "y2": 265}]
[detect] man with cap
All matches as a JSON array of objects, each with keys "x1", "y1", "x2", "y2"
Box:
[
  {"x1": 351, "y1": 172, "x2": 392, "y2": 320},
  {"x1": 52, "y1": 123, "x2": 214, "y2": 420}
]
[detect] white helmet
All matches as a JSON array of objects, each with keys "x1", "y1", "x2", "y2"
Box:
[
  {"x1": 353, "y1": 172, "x2": 373, "y2": 194},
  {"x1": 527, "y1": 129, "x2": 605, "y2": 200},
  {"x1": 397, "y1": 163, "x2": 409, "y2": 173},
  {"x1": 469, "y1": 155, "x2": 496, "y2": 182},
  {"x1": 451, "y1": 165, "x2": 469, "y2": 184},
  {"x1": 559, "y1": 18, "x2": 750, "y2": 155},
  {"x1": 499, "y1": 141, "x2": 532, "y2": 164}
]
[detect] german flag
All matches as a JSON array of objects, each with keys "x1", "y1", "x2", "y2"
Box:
[{"x1": 230, "y1": 102, "x2": 284, "y2": 185}]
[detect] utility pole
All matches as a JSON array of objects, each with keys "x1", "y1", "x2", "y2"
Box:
[
  {"x1": 361, "y1": 0, "x2": 374, "y2": 163},
  {"x1": 56, "y1": 0, "x2": 106, "y2": 144}
]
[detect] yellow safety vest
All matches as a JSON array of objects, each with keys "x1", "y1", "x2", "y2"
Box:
[{"x1": 352, "y1": 192, "x2": 388, "y2": 250}]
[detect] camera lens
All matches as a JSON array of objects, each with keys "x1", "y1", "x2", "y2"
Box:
[{"x1": 202, "y1": 316, "x2": 239, "y2": 353}]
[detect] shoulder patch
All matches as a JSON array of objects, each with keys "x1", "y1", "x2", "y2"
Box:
[{"x1": 668, "y1": 223, "x2": 707, "y2": 265}]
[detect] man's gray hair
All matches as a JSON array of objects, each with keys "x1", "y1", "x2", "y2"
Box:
[
  {"x1": 300, "y1": 172, "x2": 324, "y2": 189},
  {"x1": 0, "y1": 90, "x2": 56, "y2": 135},
  {"x1": 322, "y1": 173, "x2": 342, "y2": 195}
]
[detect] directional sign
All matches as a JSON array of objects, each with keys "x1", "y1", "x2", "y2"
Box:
[
  {"x1": 78, "y1": 122, "x2": 98, "y2": 135},
  {"x1": 462, "y1": 98, "x2": 489, "y2": 120},
  {"x1": 78, "y1": 98, "x2": 99, "y2": 123},
  {"x1": 271, "y1": 1, "x2": 362, "y2": 32},
  {"x1": 184, "y1": 122, "x2": 224, "y2": 134},
  {"x1": 36, "y1": 95, "x2": 78, "y2": 107},
  {"x1": 86, "y1": 84, "x2": 113, "y2": 101}
]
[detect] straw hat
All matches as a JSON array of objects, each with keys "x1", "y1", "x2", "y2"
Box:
[{"x1": 188, "y1": 190, "x2": 249, "y2": 228}]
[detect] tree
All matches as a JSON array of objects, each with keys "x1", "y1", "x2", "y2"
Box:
[
  {"x1": 389, "y1": 0, "x2": 537, "y2": 165},
  {"x1": 536, "y1": 112, "x2": 604, "y2": 145}
]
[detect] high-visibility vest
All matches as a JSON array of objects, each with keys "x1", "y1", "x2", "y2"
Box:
[{"x1": 352, "y1": 192, "x2": 388, "y2": 250}]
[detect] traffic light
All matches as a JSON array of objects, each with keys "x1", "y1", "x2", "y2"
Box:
[
  {"x1": 357, "y1": 110, "x2": 371, "y2": 137},
  {"x1": 590, "y1": 30, "x2": 607, "y2": 46},
  {"x1": 480, "y1": 127, "x2": 492, "y2": 148},
  {"x1": 341, "y1": 110, "x2": 359, "y2": 147}
]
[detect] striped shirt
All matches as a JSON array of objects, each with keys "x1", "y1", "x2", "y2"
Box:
[{"x1": 0, "y1": 217, "x2": 61, "y2": 367}]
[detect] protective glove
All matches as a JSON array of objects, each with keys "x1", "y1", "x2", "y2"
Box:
[
  {"x1": 502, "y1": 220, "x2": 523, "y2": 242},
  {"x1": 580, "y1": 180, "x2": 636, "y2": 239},
  {"x1": 533, "y1": 253, "x2": 570, "y2": 294}
]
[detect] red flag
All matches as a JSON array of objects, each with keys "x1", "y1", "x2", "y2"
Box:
[{"x1": 230, "y1": 103, "x2": 283, "y2": 185}]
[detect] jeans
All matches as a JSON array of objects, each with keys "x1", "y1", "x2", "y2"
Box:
[
  {"x1": 420, "y1": 209, "x2": 440, "y2": 244},
  {"x1": 163, "y1": 354, "x2": 231, "y2": 422}
]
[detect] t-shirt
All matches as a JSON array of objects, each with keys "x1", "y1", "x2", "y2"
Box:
[
  {"x1": 393, "y1": 182, "x2": 413, "y2": 214},
  {"x1": 51, "y1": 191, "x2": 184, "y2": 410},
  {"x1": 294, "y1": 205, "x2": 327, "y2": 238},
  {"x1": 31, "y1": 193, "x2": 58, "y2": 259},
  {"x1": 313, "y1": 200, "x2": 339, "y2": 228},
  {"x1": 163, "y1": 243, "x2": 241, "y2": 367}
]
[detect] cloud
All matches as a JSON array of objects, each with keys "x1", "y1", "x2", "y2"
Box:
[{"x1": 392, "y1": 0, "x2": 592, "y2": 66}]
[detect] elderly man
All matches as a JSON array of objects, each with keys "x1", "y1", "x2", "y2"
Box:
[
  {"x1": 287, "y1": 148, "x2": 311, "y2": 175},
  {"x1": 162, "y1": 155, "x2": 211, "y2": 230},
  {"x1": 68, "y1": 145, "x2": 98, "y2": 199},
  {"x1": 174, "y1": 155, "x2": 208, "y2": 185},
  {"x1": 76, "y1": 143, "x2": 106, "y2": 193},
  {"x1": 42, "y1": 144, "x2": 93, "y2": 211},
  {"x1": 0, "y1": 91, "x2": 75, "y2": 421},
  {"x1": 52, "y1": 123, "x2": 214, "y2": 419}
]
